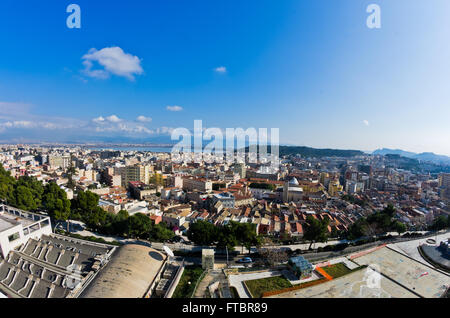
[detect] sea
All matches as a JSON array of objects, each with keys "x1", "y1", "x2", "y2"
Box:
[{"x1": 87, "y1": 146, "x2": 173, "y2": 153}]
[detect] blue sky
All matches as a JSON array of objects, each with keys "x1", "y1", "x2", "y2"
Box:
[{"x1": 1, "y1": 0, "x2": 450, "y2": 155}]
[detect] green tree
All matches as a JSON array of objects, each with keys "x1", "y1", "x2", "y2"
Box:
[
  {"x1": 72, "y1": 190, "x2": 100, "y2": 214},
  {"x1": 150, "y1": 223, "x2": 175, "y2": 242},
  {"x1": 127, "y1": 213, "x2": 152, "y2": 239},
  {"x1": 70, "y1": 190, "x2": 103, "y2": 232},
  {"x1": 14, "y1": 185, "x2": 38, "y2": 211},
  {"x1": 249, "y1": 183, "x2": 276, "y2": 191},
  {"x1": 234, "y1": 222, "x2": 260, "y2": 254},
  {"x1": 187, "y1": 220, "x2": 217, "y2": 245},
  {"x1": 16, "y1": 176, "x2": 44, "y2": 207},
  {"x1": 430, "y1": 216, "x2": 449, "y2": 231},
  {"x1": 66, "y1": 156, "x2": 76, "y2": 190},
  {"x1": 42, "y1": 182, "x2": 71, "y2": 222},
  {"x1": 111, "y1": 210, "x2": 130, "y2": 235},
  {"x1": 304, "y1": 216, "x2": 329, "y2": 249},
  {"x1": 216, "y1": 223, "x2": 239, "y2": 251},
  {"x1": 0, "y1": 164, "x2": 17, "y2": 205},
  {"x1": 346, "y1": 218, "x2": 368, "y2": 240},
  {"x1": 393, "y1": 221, "x2": 407, "y2": 234}
]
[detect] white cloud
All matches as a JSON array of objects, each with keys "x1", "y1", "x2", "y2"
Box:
[
  {"x1": 81, "y1": 47, "x2": 144, "y2": 80},
  {"x1": 0, "y1": 102, "x2": 174, "y2": 139},
  {"x1": 106, "y1": 115, "x2": 122, "y2": 123},
  {"x1": 363, "y1": 120, "x2": 370, "y2": 126},
  {"x1": 214, "y1": 66, "x2": 227, "y2": 73},
  {"x1": 1, "y1": 120, "x2": 79, "y2": 130},
  {"x1": 11, "y1": 121, "x2": 35, "y2": 128},
  {"x1": 166, "y1": 105, "x2": 183, "y2": 112},
  {"x1": 156, "y1": 126, "x2": 174, "y2": 135},
  {"x1": 136, "y1": 115, "x2": 152, "y2": 123},
  {"x1": 92, "y1": 116, "x2": 105, "y2": 123}
]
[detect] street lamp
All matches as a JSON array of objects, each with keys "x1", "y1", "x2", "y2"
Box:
[{"x1": 226, "y1": 246, "x2": 229, "y2": 268}]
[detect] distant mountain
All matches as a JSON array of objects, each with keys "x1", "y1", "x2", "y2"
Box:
[
  {"x1": 373, "y1": 148, "x2": 450, "y2": 165},
  {"x1": 244, "y1": 145, "x2": 364, "y2": 158}
]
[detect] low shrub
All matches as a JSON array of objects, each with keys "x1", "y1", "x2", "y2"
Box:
[{"x1": 261, "y1": 278, "x2": 328, "y2": 297}]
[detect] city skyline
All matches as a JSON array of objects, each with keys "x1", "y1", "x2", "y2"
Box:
[{"x1": 1, "y1": 0, "x2": 450, "y2": 156}]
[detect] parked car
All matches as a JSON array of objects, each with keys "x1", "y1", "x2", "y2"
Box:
[{"x1": 237, "y1": 257, "x2": 253, "y2": 263}]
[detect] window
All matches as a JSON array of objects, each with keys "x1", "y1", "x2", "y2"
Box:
[{"x1": 8, "y1": 232, "x2": 20, "y2": 242}]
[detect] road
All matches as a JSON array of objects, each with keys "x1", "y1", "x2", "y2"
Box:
[
  {"x1": 56, "y1": 220, "x2": 448, "y2": 261},
  {"x1": 175, "y1": 254, "x2": 255, "y2": 267}
]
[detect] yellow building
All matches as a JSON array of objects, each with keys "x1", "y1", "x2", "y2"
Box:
[
  {"x1": 121, "y1": 164, "x2": 151, "y2": 186},
  {"x1": 150, "y1": 171, "x2": 165, "y2": 186},
  {"x1": 328, "y1": 180, "x2": 343, "y2": 197},
  {"x1": 319, "y1": 172, "x2": 329, "y2": 185}
]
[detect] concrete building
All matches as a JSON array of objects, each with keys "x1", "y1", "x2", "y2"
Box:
[
  {"x1": 120, "y1": 164, "x2": 151, "y2": 187},
  {"x1": 328, "y1": 180, "x2": 343, "y2": 197},
  {"x1": 231, "y1": 163, "x2": 246, "y2": 179},
  {"x1": 212, "y1": 192, "x2": 235, "y2": 209},
  {"x1": 0, "y1": 205, "x2": 52, "y2": 258},
  {"x1": 128, "y1": 181, "x2": 158, "y2": 200},
  {"x1": 102, "y1": 171, "x2": 121, "y2": 187},
  {"x1": 183, "y1": 177, "x2": 212, "y2": 192},
  {"x1": 202, "y1": 249, "x2": 214, "y2": 270},
  {"x1": 48, "y1": 155, "x2": 70, "y2": 170},
  {"x1": 438, "y1": 173, "x2": 450, "y2": 200},
  {"x1": 0, "y1": 206, "x2": 116, "y2": 299},
  {"x1": 80, "y1": 244, "x2": 167, "y2": 298},
  {"x1": 283, "y1": 177, "x2": 303, "y2": 203}
]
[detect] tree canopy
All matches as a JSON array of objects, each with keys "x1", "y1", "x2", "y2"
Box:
[
  {"x1": 304, "y1": 215, "x2": 329, "y2": 248},
  {"x1": 187, "y1": 220, "x2": 260, "y2": 251},
  {"x1": 346, "y1": 204, "x2": 407, "y2": 240}
]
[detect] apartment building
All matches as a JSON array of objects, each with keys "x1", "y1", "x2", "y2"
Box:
[
  {"x1": 182, "y1": 177, "x2": 212, "y2": 192},
  {"x1": 119, "y1": 164, "x2": 151, "y2": 187}
]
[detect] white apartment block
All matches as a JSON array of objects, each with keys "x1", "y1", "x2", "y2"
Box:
[{"x1": 0, "y1": 205, "x2": 52, "y2": 258}]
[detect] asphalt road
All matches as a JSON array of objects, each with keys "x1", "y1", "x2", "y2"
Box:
[{"x1": 176, "y1": 254, "x2": 259, "y2": 266}]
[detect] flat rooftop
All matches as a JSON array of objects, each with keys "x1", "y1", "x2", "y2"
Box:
[
  {"x1": 0, "y1": 206, "x2": 48, "y2": 233},
  {"x1": 0, "y1": 216, "x2": 17, "y2": 232},
  {"x1": 80, "y1": 244, "x2": 166, "y2": 298},
  {"x1": 0, "y1": 213, "x2": 34, "y2": 232}
]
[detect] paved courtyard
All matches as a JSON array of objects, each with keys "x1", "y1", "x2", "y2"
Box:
[
  {"x1": 352, "y1": 247, "x2": 450, "y2": 298},
  {"x1": 268, "y1": 267, "x2": 419, "y2": 298},
  {"x1": 387, "y1": 231, "x2": 450, "y2": 266}
]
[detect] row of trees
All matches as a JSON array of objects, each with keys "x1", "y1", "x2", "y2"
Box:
[
  {"x1": 300, "y1": 205, "x2": 410, "y2": 247},
  {"x1": 249, "y1": 183, "x2": 276, "y2": 191},
  {"x1": 0, "y1": 164, "x2": 174, "y2": 242},
  {"x1": 0, "y1": 166, "x2": 72, "y2": 222},
  {"x1": 67, "y1": 188, "x2": 174, "y2": 241},
  {"x1": 428, "y1": 215, "x2": 450, "y2": 231},
  {"x1": 345, "y1": 205, "x2": 407, "y2": 240},
  {"x1": 187, "y1": 220, "x2": 261, "y2": 252}
]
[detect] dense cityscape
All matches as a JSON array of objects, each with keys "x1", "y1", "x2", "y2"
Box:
[
  {"x1": 0, "y1": 143, "x2": 449, "y2": 299},
  {"x1": 1, "y1": 0, "x2": 450, "y2": 309}
]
